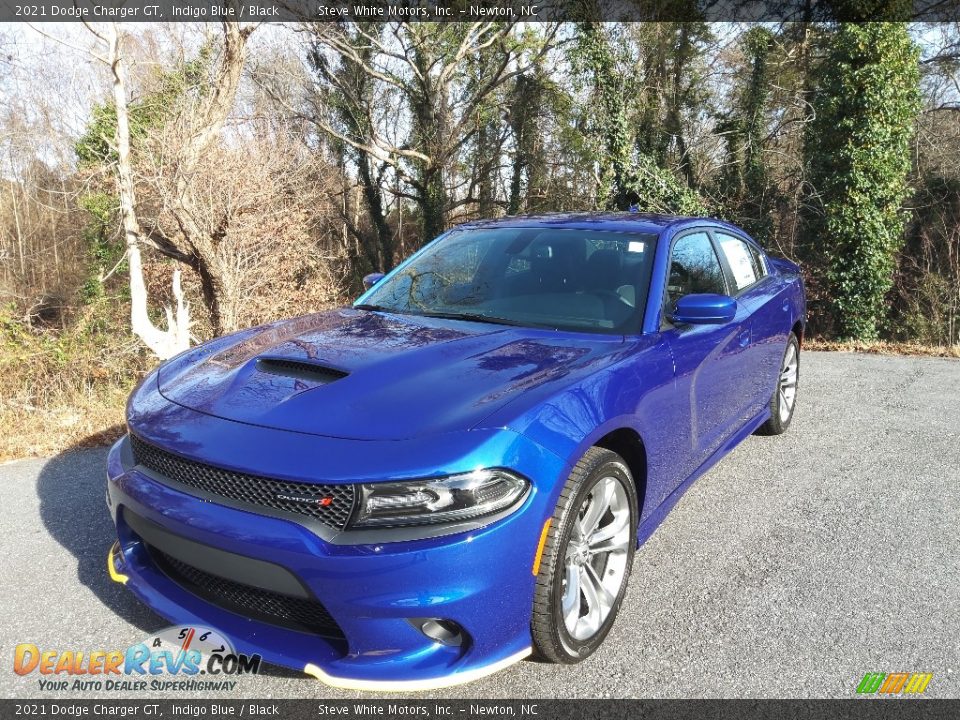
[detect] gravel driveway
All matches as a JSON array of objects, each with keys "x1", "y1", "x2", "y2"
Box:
[{"x1": 2, "y1": 351, "x2": 958, "y2": 699}]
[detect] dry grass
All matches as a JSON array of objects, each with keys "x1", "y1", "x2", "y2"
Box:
[
  {"x1": 0, "y1": 299, "x2": 151, "y2": 463},
  {"x1": 1, "y1": 393, "x2": 129, "y2": 463},
  {"x1": 0, "y1": 266, "x2": 347, "y2": 462},
  {"x1": 805, "y1": 337, "x2": 960, "y2": 358}
]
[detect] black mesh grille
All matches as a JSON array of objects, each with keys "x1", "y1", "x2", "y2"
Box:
[
  {"x1": 130, "y1": 434, "x2": 356, "y2": 530},
  {"x1": 149, "y1": 546, "x2": 345, "y2": 639},
  {"x1": 255, "y1": 357, "x2": 348, "y2": 383}
]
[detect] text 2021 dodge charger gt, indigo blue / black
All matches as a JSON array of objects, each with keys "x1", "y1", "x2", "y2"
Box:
[{"x1": 106, "y1": 213, "x2": 806, "y2": 690}]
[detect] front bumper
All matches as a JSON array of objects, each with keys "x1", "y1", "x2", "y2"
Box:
[{"x1": 106, "y1": 417, "x2": 566, "y2": 689}]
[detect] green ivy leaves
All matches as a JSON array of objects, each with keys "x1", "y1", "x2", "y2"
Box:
[{"x1": 808, "y1": 23, "x2": 920, "y2": 340}]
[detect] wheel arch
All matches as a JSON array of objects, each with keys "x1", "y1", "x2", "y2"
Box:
[
  {"x1": 593, "y1": 427, "x2": 648, "y2": 519},
  {"x1": 791, "y1": 320, "x2": 804, "y2": 347}
]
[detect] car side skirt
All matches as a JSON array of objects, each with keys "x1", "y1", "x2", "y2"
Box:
[{"x1": 636, "y1": 406, "x2": 771, "y2": 546}]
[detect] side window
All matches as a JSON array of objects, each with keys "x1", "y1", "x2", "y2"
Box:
[
  {"x1": 749, "y1": 244, "x2": 768, "y2": 278},
  {"x1": 666, "y1": 232, "x2": 727, "y2": 313},
  {"x1": 716, "y1": 233, "x2": 765, "y2": 292}
]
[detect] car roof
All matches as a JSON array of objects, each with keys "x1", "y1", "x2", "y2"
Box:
[{"x1": 455, "y1": 212, "x2": 736, "y2": 236}]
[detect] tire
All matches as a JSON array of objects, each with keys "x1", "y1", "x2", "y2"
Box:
[
  {"x1": 757, "y1": 332, "x2": 800, "y2": 436},
  {"x1": 531, "y1": 447, "x2": 638, "y2": 664}
]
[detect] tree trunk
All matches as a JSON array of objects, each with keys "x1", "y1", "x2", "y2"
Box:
[
  {"x1": 526, "y1": 125, "x2": 548, "y2": 212},
  {"x1": 193, "y1": 257, "x2": 237, "y2": 340},
  {"x1": 420, "y1": 169, "x2": 447, "y2": 242},
  {"x1": 507, "y1": 150, "x2": 524, "y2": 215},
  {"x1": 669, "y1": 24, "x2": 696, "y2": 188},
  {"x1": 409, "y1": 40, "x2": 450, "y2": 244},
  {"x1": 357, "y1": 153, "x2": 394, "y2": 270},
  {"x1": 167, "y1": 17, "x2": 253, "y2": 336},
  {"x1": 476, "y1": 119, "x2": 496, "y2": 217},
  {"x1": 107, "y1": 24, "x2": 189, "y2": 360}
]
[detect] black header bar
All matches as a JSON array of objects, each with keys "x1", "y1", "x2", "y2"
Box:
[
  {"x1": 2, "y1": 0, "x2": 959, "y2": 23},
  {"x1": 4, "y1": 699, "x2": 960, "y2": 720}
]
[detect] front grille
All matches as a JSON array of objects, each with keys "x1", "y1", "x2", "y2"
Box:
[
  {"x1": 149, "y1": 546, "x2": 345, "y2": 639},
  {"x1": 130, "y1": 434, "x2": 356, "y2": 530}
]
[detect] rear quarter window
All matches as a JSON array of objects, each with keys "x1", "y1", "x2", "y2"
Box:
[{"x1": 716, "y1": 232, "x2": 766, "y2": 292}]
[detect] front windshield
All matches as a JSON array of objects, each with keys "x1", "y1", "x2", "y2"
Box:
[{"x1": 357, "y1": 227, "x2": 658, "y2": 334}]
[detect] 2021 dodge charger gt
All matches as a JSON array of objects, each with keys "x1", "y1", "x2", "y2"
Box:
[{"x1": 107, "y1": 212, "x2": 806, "y2": 690}]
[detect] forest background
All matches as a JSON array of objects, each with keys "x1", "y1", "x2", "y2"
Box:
[{"x1": 2, "y1": 17, "x2": 959, "y2": 459}]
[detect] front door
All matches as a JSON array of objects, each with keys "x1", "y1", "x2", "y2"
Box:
[
  {"x1": 713, "y1": 231, "x2": 787, "y2": 418},
  {"x1": 661, "y1": 230, "x2": 756, "y2": 474}
]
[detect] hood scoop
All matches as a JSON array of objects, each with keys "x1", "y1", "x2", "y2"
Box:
[{"x1": 255, "y1": 357, "x2": 348, "y2": 384}]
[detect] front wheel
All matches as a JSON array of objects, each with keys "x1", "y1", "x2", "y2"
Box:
[
  {"x1": 757, "y1": 332, "x2": 800, "y2": 436},
  {"x1": 531, "y1": 447, "x2": 637, "y2": 664}
]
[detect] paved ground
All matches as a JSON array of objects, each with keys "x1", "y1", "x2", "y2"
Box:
[{"x1": 2, "y1": 351, "x2": 958, "y2": 699}]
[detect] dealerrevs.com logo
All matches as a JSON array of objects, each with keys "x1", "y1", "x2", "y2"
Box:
[
  {"x1": 856, "y1": 672, "x2": 934, "y2": 695},
  {"x1": 14, "y1": 626, "x2": 261, "y2": 692}
]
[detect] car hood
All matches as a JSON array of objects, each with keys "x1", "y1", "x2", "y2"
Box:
[{"x1": 157, "y1": 308, "x2": 624, "y2": 441}]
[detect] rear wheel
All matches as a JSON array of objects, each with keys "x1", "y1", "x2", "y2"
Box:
[
  {"x1": 757, "y1": 332, "x2": 800, "y2": 436},
  {"x1": 531, "y1": 447, "x2": 637, "y2": 663}
]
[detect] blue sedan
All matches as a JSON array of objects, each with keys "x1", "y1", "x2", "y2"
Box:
[{"x1": 107, "y1": 213, "x2": 805, "y2": 690}]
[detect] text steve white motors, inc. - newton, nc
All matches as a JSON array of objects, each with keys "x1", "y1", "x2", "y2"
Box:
[
  {"x1": 317, "y1": 3, "x2": 541, "y2": 17},
  {"x1": 317, "y1": 704, "x2": 541, "y2": 716}
]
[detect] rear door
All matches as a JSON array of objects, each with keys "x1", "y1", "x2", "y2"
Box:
[
  {"x1": 712, "y1": 231, "x2": 786, "y2": 416},
  {"x1": 661, "y1": 229, "x2": 756, "y2": 472}
]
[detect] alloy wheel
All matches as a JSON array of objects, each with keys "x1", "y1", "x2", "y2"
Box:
[
  {"x1": 778, "y1": 342, "x2": 799, "y2": 423},
  {"x1": 561, "y1": 476, "x2": 632, "y2": 641}
]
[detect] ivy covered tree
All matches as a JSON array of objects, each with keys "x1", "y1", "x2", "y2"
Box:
[
  {"x1": 572, "y1": 23, "x2": 705, "y2": 215},
  {"x1": 506, "y1": 61, "x2": 552, "y2": 215},
  {"x1": 74, "y1": 42, "x2": 213, "y2": 167},
  {"x1": 632, "y1": 22, "x2": 712, "y2": 189},
  {"x1": 806, "y1": 22, "x2": 920, "y2": 340},
  {"x1": 718, "y1": 27, "x2": 775, "y2": 243}
]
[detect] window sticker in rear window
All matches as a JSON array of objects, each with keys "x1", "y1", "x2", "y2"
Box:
[{"x1": 720, "y1": 237, "x2": 758, "y2": 290}]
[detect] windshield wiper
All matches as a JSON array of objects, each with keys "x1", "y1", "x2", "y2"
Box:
[
  {"x1": 415, "y1": 311, "x2": 528, "y2": 327},
  {"x1": 356, "y1": 305, "x2": 533, "y2": 328}
]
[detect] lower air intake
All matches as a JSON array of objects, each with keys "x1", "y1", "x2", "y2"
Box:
[{"x1": 148, "y1": 546, "x2": 346, "y2": 640}]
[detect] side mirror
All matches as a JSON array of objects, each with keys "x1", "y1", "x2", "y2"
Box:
[
  {"x1": 362, "y1": 272, "x2": 385, "y2": 290},
  {"x1": 670, "y1": 293, "x2": 737, "y2": 325}
]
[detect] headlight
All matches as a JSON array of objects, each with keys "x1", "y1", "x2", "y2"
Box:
[{"x1": 350, "y1": 469, "x2": 529, "y2": 529}]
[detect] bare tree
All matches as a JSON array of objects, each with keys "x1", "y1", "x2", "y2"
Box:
[
  {"x1": 77, "y1": 22, "x2": 191, "y2": 359},
  {"x1": 80, "y1": 18, "x2": 350, "y2": 338},
  {"x1": 133, "y1": 19, "x2": 258, "y2": 335},
  {"x1": 0, "y1": 27, "x2": 96, "y2": 322},
  {"x1": 295, "y1": 23, "x2": 559, "y2": 242},
  {"x1": 141, "y1": 129, "x2": 349, "y2": 332}
]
